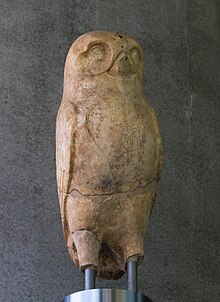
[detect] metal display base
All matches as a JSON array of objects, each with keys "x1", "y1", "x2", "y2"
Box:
[{"x1": 63, "y1": 289, "x2": 153, "y2": 302}]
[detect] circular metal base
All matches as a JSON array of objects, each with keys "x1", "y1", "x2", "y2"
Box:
[{"x1": 63, "y1": 289, "x2": 153, "y2": 302}]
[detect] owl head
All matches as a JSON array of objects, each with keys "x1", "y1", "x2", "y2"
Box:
[{"x1": 64, "y1": 31, "x2": 144, "y2": 83}]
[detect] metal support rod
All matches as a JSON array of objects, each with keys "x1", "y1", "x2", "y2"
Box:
[
  {"x1": 85, "y1": 268, "x2": 96, "y2": 290},
  {"x1": 127, "y1": 260, "x2": 138, "y2": 292}
]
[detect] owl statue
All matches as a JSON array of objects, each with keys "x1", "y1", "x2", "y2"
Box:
[{"x1": 56, "y1": 31, "x2": 162, "y2": 280}]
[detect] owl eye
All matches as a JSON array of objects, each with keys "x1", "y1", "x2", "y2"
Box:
[
  {"x1": 89, "y1": 44, "x2": 105, "y2": 61},
  {"x1": 131, "y1": 48, "x2": 140, "y2": 65}
]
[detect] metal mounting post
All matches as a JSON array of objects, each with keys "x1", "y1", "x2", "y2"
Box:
[
  {"x1": 85, "y1": 267, "x2": 96, "y2": 290},
  {"x1": 127, "y1": 260, "x2": 138, "y2": 292}
]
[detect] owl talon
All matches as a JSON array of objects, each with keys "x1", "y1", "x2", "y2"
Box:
[{"x1": 72, "y1": 230, "x2": 101, "y2": 270}]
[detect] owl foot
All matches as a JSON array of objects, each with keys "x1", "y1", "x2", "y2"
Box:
[{"x1": 72, "y1": 230, "x2": 101, "y2": 270}]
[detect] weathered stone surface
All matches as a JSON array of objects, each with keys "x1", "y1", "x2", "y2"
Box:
[{"x1": 56, "y1": 31, "x2": 162, "y2": 279}]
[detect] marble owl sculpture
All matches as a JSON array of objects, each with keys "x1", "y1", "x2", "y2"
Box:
[{"x1": 56, "y1": 31, "x2": 162, "y2": 280}]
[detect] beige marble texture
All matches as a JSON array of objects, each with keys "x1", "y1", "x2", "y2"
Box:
[{"x1": 56, "y1": 31, "x2": 162, "y2": 280}]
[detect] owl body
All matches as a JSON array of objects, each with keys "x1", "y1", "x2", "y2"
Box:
[
  {"x1": 56, "y1": 31, "x2": 162, "y2": 279},
  {"x1": 68, "y1": 91, "x2": 160, "y2": 195}
]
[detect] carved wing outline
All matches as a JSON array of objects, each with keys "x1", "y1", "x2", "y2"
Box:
[
  {"x1": 147, "y1": 102, "x2": 163, "y2": 181},
  {"x1": 56, "y1": 101, "x2": 76, "y2": 238}
]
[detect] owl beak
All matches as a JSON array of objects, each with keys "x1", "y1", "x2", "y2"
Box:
[
  {"x1": 118, "y1": 53, "x2": 134, "y2": 75},
  {"x1": 108, "y1": 51, "x2": 135, "y2": 78}
]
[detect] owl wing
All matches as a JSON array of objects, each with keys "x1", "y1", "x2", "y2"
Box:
[
  {"x1": 56, "y1": 100, "x2": 76, "y2": 234},
  {"x1": 155, "y1": 121, "x2": 163, "y2": 180},
  {"x1": 148, "y1": 103, "x2": 163, "y2": 181}
]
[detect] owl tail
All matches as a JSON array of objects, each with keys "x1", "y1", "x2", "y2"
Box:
[{"x1": 97, "y1": 243, "x2": 125, "y2": 280}]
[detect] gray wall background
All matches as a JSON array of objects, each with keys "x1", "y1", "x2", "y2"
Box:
[{"x1": 1, "y1": 0, "x2": 219, "y2": 301}]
